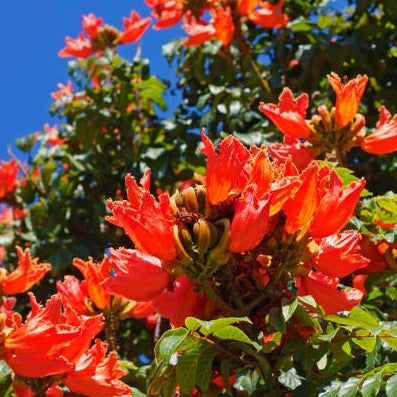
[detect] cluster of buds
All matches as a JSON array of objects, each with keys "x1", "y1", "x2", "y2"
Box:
[
  {"x1": 145, "y1": 0, "x2": 289, "y2": 46},
  {"x1": 104, "y1": 132, "x2": 370, "y2": 330},
  {"x1": 260, "y1": 73, "x2": 397, "y2": 165},
  {"x1": 59, "y1": 12, "x2": 151, "y2": 58}
]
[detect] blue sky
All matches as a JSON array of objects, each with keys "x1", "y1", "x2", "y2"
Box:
[{"x1": 0, "y1": 0, "x2": 183, "y2": 160}]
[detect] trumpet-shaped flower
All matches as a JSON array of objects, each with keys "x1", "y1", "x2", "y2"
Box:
[
  {"x1": 58, "y1": 33, "x2": 94, "y2": 58},
  {"x1": 248, "y1": 0, "x2": 289, "y2": 28},
  {"x1": 313, "y1": 231, "x2": 369, "y2": 278},
  {"x1": 120, "y1": 11, "x2": 152, "y2": 44},
  {"x1": 259, "y1": 88, "x2": 311, "y2": 138},
  {"x1": 144, "y1": 0, "x2": 184, "y2": 29},
  {"x1": 182, "y1": 17, "x2": 216, "y2": 47},
  {"x1": 0, "y1": 247, "x2": 51, "y2": 296},
  {"x1": 82, "y1": 13, "x2": 103, "y2": 39},
  {"x1": 360, "y1": 106, "x2": 397, "y2": 154},
  {"x1": 327, "y1": 72, "x2": 368, "y2": 127},
  {"x1": 56, "y1": 275, "x2": 89, "y2": 315},
  {"x1": 237, "y1": 0, "x2": 260, "y2": 15},
  {"x1": 296, "y1": 271, "x2": 363, "y2": 314},
  {"x1": 104, "y1": 248, "x2": 170, "y2": 302},
  {"x1": 0, "y1": 159, "x2": 18, "y2": 200},
  {"x1": 213, "y1": 7, "x2": 235, "y2": 46}
]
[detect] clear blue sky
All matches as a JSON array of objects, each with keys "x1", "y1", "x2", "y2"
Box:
[{"x1": 0, "y1": 0, "x2": 183, "y2": 160}]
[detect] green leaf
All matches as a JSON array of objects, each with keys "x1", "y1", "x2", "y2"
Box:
[
  {"x1": 319, "y1": 383, "x2": 342, "y2": 397},
  {"x1": 338, "y1": 377, "x2": 360, "y2": 397},
  {"x1": 0, "y1": 362, "x2": 11, "y2": 382},
  {"x1": 386, "y1": 374, "x2": 397, "y2": 397},
  {"x1": 185, "y1": 316, "x2": 251, "y2": 336},
  {"x1": 351, "y1": 331, "x2": 377, "y2": 353},
  {"x1": 155, "y1": 328, "x2": 189, "y2": 363},
  {"x1": 234, "y1": 368, "x2": 259, "y2": 396},
  {"x1": 360, "y1": 372, "x2": 381, "y2": 397},
  {"x1": 282, "y1": 299, "x2": 298, "y2": 322},
  {"x1": 269, "y1": 307, "x2": 286, "y2": 333},
  {"x1": 278, "y1": 368, "x2": 302, "y2": 390},
  {"x1": 326, "y1": 307, "x2": 380, "y2": 332},
  {"x1": 213, "y1": 325, "x2": 253, "y2": 345}
]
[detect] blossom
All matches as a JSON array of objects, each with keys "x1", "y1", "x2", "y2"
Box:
[
  {"x1": 248, "y1": 0, "x2": 289, "y2": 29},
  {"x1": 144, "y1": 0, "x2": 184, "y2": 29},
  {"x1": 310, "y1": 169, "x2": 365, "y2": 237},
  {"x1": 358, "y1": 236, "x2": 388, "y2": 273},
  {"x1": 153, "y1": 276, "x2": 216, "y2": 327},
  {"x1": 229, "y1": 188, "x2": 271, "y2": 253},
  {"x1": 237, "y1": 0, "x2": 260, "y2": 15},
  {"x1": 360, "y1": 106, "x2": 397, "y2": 154},
  {"x1": 259, "y1": 88, "x2": 311, "y2": 138},
  {"x1": 43, "y1": 124, "x2": 66, "y2": 146},
  {"x1": 2, "y1": 293, "x2": 103, "y2": 377},
  {"x1": 213, "y1": 7, "x2": 235, "y2": 46},
  {"x1": 199, "y1": 133, "x2": 250, "y2": 205},
  {"x1": 107, "y1": 171, "x2": 177, "y2": 261},
  {"x1": 296, "y1": 271, "x2": 363, "y2": 314},
  {"x1": 182, "y1": 17, "x2": 216, "y2": 47},
  {"x1": 0, "y1": 205, "x2": 25, "y2": 224},
  {"x1": 313, "y1": 231, "x2": 369, "y2": 278},
  {"x1": 104, "y1": 248, "x2": 170, "y2": 302},
  {"x1": 73, "y1": 256, "x2": 112, "y2": 310},
  {"x1": 58, "y1": 33, "x2": 94, "y2": 58},
  {"x1": 327, "y1": 72, "x2": 368, "y2": 127},
  {"x1": 51, "y1": 81, "x2": 74, "y2": 101},
  {"x1": 0, "y1": 159, "x2": 18, "y2": 199},
  {"x1": 56, "y1": 275, "x2": 89, "y2": 315},
  {"x1": 82, "y1": 13, "x2": 103, "y2": 39},
  {"x1": 64, "y1": 339, "x2": 131, "y2": 397},
  {"x1": 120, "y1": 11, "x2": 151, "y2": 44},
  {"x1": 0, "y1": 247, "x2": 51, "y2": 296}
]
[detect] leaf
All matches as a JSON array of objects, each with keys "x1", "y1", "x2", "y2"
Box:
[
  {"x1": 326, "y1": 307, "x2": 380, "y2": 333},
  {"x1": 185, "y1": 316, "x2": 251, "y2": 336},
  {"x1": 234, "y1": 368, "x2": 259, "y2": 396},
  {"x1": 0, "y1": 362, "x2": 11, "y2": 382},
  {"x1": 220, "y1": 360, "x2": 233, "y2": 396},
  {"x1": 269, "y1": 307, "x2": 286, "y2": 333},
  {"x1": 360, "y1": 372, "x2": 381, "y2": 397},
  {"x1": 351, "y1": 331, "x2": 377, "y2": 353},
  {"x1": 338, "y1": 377, "x2": 360, "y2": 397},
  {"x1": 155, "y1": 328, "x2": 189, "y2": 363},
  {"x1": 282, "y1": 299, "x2": 298, "y2": 322},
  {"x1": 386, "y1": 374, "x2": 397, "y2": 397},
  {"x1": 213, "y1": 325, "x2": 253, "y2": 345},
  {"x1": 278, "y1": 368, "x2": 302, "y2": 390}
]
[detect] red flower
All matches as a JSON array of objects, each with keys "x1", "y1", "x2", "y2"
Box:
[
  {"x1": 352, "y1": 274, "x2": 367, "y2": 295},
  {"x1": 0, "y1": 247, "x2": 51, "y2": 296},
  {"x1": 0, "y1": 246, "x2": 4, "y2": 262},
  {"x1": 237, "y1": 0, "x2": 260, "y2": 15},
  {"x1": 213, "y1": 7, "x2": 235, "y2": 46},
  {"x1": 269, "y1": 136, "x2": 315, "y2": 171},
  {"x1": 104, "y1": 248, "x2": 170, "y2": 302},
  {"x1": 248, "y1": 0, "x2": 289, "y2": 28},
  {"x1": 51, "y1": 81, "x2": 74, "y2": 101},
  {"x1": 43, "y1": 124, "x2": 66, "y2": 146},
  {"x1": 153, "y1": 276, "x2": 216, "y2": 327},
  {"x1": 0, "y1": 159, "x2": 18, "y2": 199},
  {"x1": 259, "y1": 88, "x2": 311, "y2": 138},
  {"x1": 327, "y1": 72, "x2": 368, "y2": 127},
  {"x1": 358, "y1": 236, "x2": 388, "y2": 274},
  {"x1": 56, "y1": 275, "x2": 89, "y2": 315},
  {"x1": 229, "y1": 187, "x2": 271, "y2": 253},
  {"x1": 0, "y1": 205, "x2": 25, "y2": 224},
  {"x1": 144, "y1": 0, "x2": 184, "y2": 29},
  {"x1": 360, "y1": 106, "x2": 397, "y2": 154},
  {"x1": 120, "y1": 11, "x2": 151, "y2": 44},
  {"x1": 3, "y1": 293, "x2": 103, "y2": 377},
  {"x1": 182, "y1": 17, "x2": 216, "y2": 47},
  {"x1": 199, "y1": 133, "x2": 250, "y2": 205},
  {"x1": 73, "y1": 256, "x2": 112, "y2": 310},
  {"x1": 82, "y1": 13, "x2": 103, "y2": 39},
  {"x1": 58, "y1": 33, "x2": 94, "y2": 58},
  {"x1": 310, "y1": 169, "x2": 365, "y2": 237},
  {"x1": 64, "y1": 339, "x2": 131, "y2": 397},
  {"x1": 313, "y1": 231, "x2": 369, "y2": 278},
  {"x1": 107, "y1": 171, "x2": 176, "y2": 261},
  {"x1": 296, "y1": 271, "x2": 363, "y2": 314}
]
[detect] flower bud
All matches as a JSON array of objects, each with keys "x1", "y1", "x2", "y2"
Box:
[
  {"x1": 193, "y1": 218, "x2": 219, "y2": 255},
  {"x1": 182, "y1": 187, "x2": 199, "y2": 213},
  {"x1": 172, "y1": 225, "x2": 194, "y2": 266},
  {"x1": 318, "y1": 105, "x2": 332, "y2": 132},
  {"x1": 195, "y1": 185, "x2": 207, "y2": 213},
  {"x1": 179, "y1": 225, "x2": 193, "y2": 252},
  {"x1": 208, "y1": 218, "x2": 230, "y2": 266}
]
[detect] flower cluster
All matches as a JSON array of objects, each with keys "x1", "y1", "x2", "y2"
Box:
[
  {"x1": 260, "y1": 73, "x2": 397, "y2": 162},
  {"x1": 145, "y1": 0, "x2": 289, "y2": 46},
  {"x1": 59, "y1": 11, "x2": 151, "y2": 58}
]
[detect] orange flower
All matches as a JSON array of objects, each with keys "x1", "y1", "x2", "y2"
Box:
[
  {"x1": 144, "y1": 0, "x2": 184, "y2": 29},
  {"x1": 296, "y1": 271, "x2": 363, "y2": 314},
  {"x1": 182, "y1": 16, "x2": 216, "y2": 47},
  {"x1": 229, "y1": 188, "x2": 271, "y2": 253},
  {"x1": 237, "y1": 0, "x2": 260, "y2": 15},
  {"x1": 313, "y1": 231, "x2": 369, "y2": 278},
  {"x1": 0, "y1": 159, "x2": 18, "y2": 199},
  {"x1": 120, "y1": 11, "x2": 151, "y2": 44},
  {"x1": 73, "y1": 256, "x2": 112, "y2": 310},
  {"x1": 51, "y1": 81, "x2": 74, "y2": 101},
  {"x1": 199, "y1": 133, "x2": 250, "y2": 205},
  {"x1": 56, "y1": 275, "x2": 89, "y2": 315},
  {"x1": 327, "y1": 72, "x2": 368, "y2": 127},
  {"x1": 310, "y1": 169, "x2": 365, "y2": 237},
  {"x1": 82, "y1": 13, "x2": 103, "y2": 39},
  {"x1": 360, "y1": 105, "x2": 397, "y2": 154},
  {"x1": 3, "y1": 293, "x2": 103, "y2": 377},
  {"x1": 248, "y1": 0, "x2": 289, "y2": 29},
  {"x1": 58, "y1": 33, "x2": 94, "y2": 58},
  {"x1": 107, "y1": 172, "x2": 176, "y2": 261},
  {"x1": 104, "y1": 248, "x2": 170, "y2": 302},
  {"x1": 0, "y1": 247, "x2": 51, "y2": 296},
  {"x1": 64, "y1": 339, "x2": 132, "y2": 397},
  {"x1": 358, "y1": 235, "x2": 388, "y2": 274},
  {"x1": 259, "y1": 88, "x2": 311, "y2": 138},
  {"x1": 213, "y1": 7, "x2": 235, "y2": 46}
]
